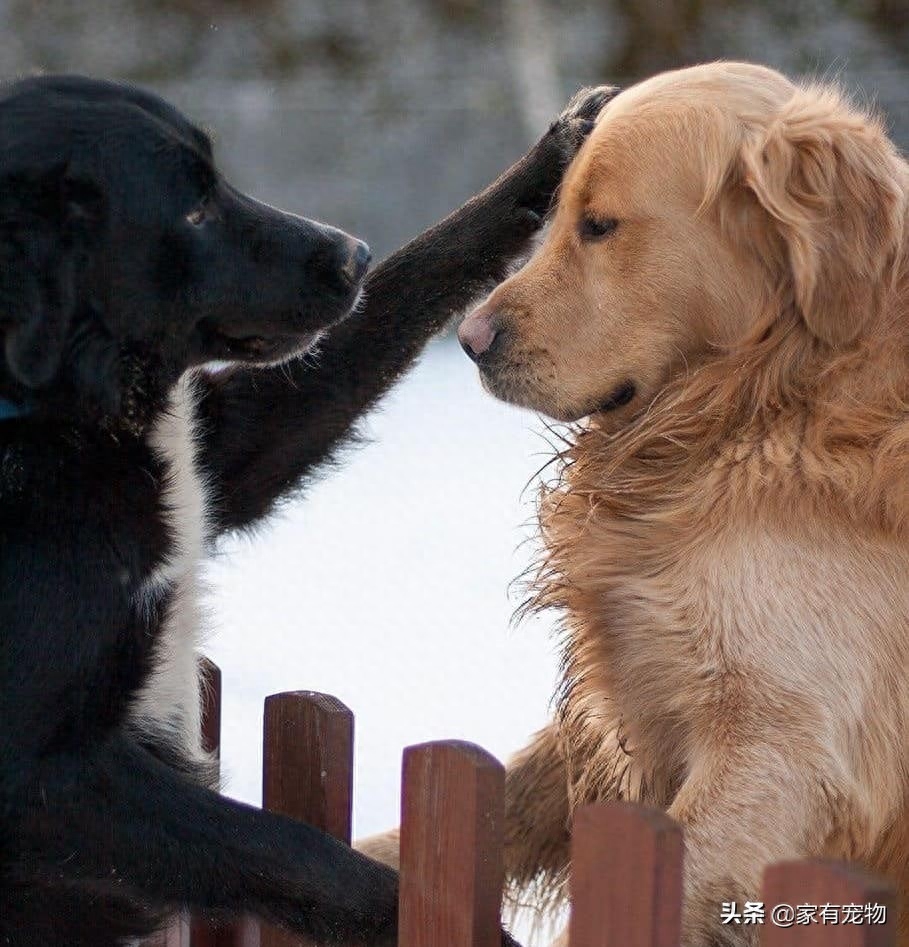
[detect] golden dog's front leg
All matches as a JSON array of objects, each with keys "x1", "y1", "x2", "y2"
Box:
[
  {"x1": 666, "y1": 737, "x2": 837, "y2": 947},
  {"x1": 504, "y1": 723, "x2": 572, "y2": 899}
]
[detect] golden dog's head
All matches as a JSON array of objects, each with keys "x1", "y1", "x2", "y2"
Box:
[{"x1": 459, "y1": 62, "x2": 907, "y2": 424}]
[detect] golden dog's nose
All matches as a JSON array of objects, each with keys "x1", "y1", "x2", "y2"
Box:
[{"x1": 458, "y1": 309, "x2": 499, "y2": 361}]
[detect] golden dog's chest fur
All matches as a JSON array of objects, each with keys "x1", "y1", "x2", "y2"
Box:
[{"x1": 541, "y1": 403, "x2": 909, "y2": 820}]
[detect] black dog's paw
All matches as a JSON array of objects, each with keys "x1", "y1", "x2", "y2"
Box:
[
  {"x1": 546, "y1": 84, "x2": 621, "y2": 161},
  {"x1": 557, "y1": 85, "x2": 621, "y2": 130},
  {"x1": 511, "y1": 84, "x2": 620, "y2": 226}
]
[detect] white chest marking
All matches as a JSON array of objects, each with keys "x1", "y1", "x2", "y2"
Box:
[{"x1": 127, "y1": 375, "x2": 211, "y2": 765}]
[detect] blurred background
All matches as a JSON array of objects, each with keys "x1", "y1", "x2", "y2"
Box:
[{"x1": 6, "y1": 0, "x2": 909, "y2": 936}]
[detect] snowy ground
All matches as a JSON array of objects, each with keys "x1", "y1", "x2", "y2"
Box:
[{"x1": 204, "y1": 334, "x2": 564, "y2": 891}]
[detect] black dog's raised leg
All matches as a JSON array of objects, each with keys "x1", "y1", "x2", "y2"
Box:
[
  {"x1": 197, "y1": 87, "x2": 619, "y2": 536},
  {"x1": 5, "y1": 734, "x2": 398, "y2": 947}
]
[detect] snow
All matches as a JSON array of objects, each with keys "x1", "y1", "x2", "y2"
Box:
[{"x1": 205, "y1": 335, "x2": 563, "y2": 842}]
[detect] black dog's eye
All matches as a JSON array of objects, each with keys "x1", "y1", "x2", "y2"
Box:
[
  {"x1": 185, "y1": 194, "x2": 213, "y2": 227},
  {"x1": 580, "y1": 215, "x2": 619, "y2": 240}
]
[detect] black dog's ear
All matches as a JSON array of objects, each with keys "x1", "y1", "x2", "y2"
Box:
[{"x1": 0, "y1": 163, "x2": 104, "y2": 388}]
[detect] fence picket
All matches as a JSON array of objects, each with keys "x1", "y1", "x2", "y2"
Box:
[
  {"x1": 399, "y1": 740, "x2": 505, "y2": 947},
  {"x1": 189, "y1": 659, "x2": 255, "y2": 947},
  {"x1": 761, "y1": 860, "x2": 895, "y2": 946},
  {"x1": 259, "y1": 691, "x2": 355, "y2": 947},
  {"x1": 569, "y1": 801, "x2": 683, "y2": 947}
]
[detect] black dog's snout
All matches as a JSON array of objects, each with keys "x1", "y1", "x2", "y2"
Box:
[
  {"x1": 342, "y1": 240, "x2": 371, "y2": 285},
  {"x1": 287, "y1": 223, "x2": 372, "y2": 306}
]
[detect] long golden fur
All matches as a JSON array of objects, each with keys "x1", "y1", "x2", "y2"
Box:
[{"x1": 363, "y1": 62, "x2": 909, "y2": 946}]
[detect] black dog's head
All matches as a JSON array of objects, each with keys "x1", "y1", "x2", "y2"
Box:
[{"x1": 0, "y1": 74, "x2": 369, "y2": 422}]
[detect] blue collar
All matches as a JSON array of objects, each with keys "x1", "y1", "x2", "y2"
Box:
[{"x1": 0, "y1": 397, "x2": 33, "y2": 421}]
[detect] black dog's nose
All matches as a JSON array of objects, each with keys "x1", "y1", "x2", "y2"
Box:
[{"x1": 342, "y1": 239, "x2": 371, "y2": 285}]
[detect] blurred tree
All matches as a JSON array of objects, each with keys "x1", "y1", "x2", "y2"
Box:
[
  {"x1": 612, "y1": 0, "x2": 716, "y2": 76},
  {"x1": 866, "y1": 0, "x2": 909, "y2": 58},
  {"x1": 870, "y1": 0, "x2": 909, "y2": 31}
]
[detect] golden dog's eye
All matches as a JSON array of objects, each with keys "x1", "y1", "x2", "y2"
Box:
[
  {"x1": 580, "y1": 216, "x2": 619, "y2": 240},
  {"x1": 186, "y1": 194, "x2": 212, "y2": 227}
]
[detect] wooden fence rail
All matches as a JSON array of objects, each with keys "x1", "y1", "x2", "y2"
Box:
[{"x1": 147, "y1": 664, "x2": 897, "y2": 947}]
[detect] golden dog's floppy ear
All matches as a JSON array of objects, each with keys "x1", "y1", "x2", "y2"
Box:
[{"x1": 740, "y1": 86, "x2": 906, "y2": 346}]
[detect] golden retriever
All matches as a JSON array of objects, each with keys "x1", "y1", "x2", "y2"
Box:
[{"x1": 363, "y1": 61, "x2": 909, "y2": 945}]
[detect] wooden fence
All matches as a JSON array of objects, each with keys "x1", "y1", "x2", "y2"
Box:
[{"x1": 148, "y1": 660, "x2": 899, "y2": 946}]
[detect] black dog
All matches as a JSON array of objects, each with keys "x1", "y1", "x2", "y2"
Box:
[{"x1": 0, "y1": 75, "x2": 616, "y2": 946}]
